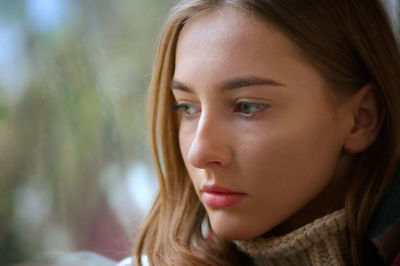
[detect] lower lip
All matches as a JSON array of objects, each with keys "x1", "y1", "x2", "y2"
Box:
[{"x1": 202, "y1": 192, "x2": 246, "y2": 207}]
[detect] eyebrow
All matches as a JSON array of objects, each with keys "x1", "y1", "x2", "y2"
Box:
[{"x1": 170, "y1": 76, "x2": 285, "y2": 92}]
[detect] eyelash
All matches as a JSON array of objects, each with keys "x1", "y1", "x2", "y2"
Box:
[
  {"x1": 171, "y1": 102, "x2": 268, "y2": 117},
  {"x1": 171, "y1": 103, "x2": 200, "y2": 116}
]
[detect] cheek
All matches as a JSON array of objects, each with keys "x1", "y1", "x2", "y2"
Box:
[
  {"x1": 225, "y1": 115, "x2": 344, "y2": 235},
  {"x1": 239, "y1": 113, "x2": 344, "y2": 199},
  {"x1": 178, "y1": 123, "x2": 193, "y2": 165},
  {"x1": 245, "y1": 140, "x2": 339, "y2": 190},
  {"x1": 178, "y1": 125, "x2": 198, "y2": 182}
]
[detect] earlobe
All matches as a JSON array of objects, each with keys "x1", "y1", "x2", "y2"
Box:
[{"x1": 343, "y1": 83, "x2": 383, "y2": 154}]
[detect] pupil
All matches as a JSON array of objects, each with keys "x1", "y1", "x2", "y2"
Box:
[
  {"x1": 243, "y1": 103, "x2": 259, "y2": 114},
  {"x1": 184, "y1": 105, "x2": 191, "y2": 114},
  {"x1": 243, "y1": 103, "x2": 251, "y2": 114}
]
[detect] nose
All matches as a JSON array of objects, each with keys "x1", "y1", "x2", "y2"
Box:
[{"x1": 187, "y1": 112, "x2": 232, "y2": 169}]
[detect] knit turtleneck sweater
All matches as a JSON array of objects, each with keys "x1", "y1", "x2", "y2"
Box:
[{"x1": 234, "y1": 209, "x2": 350, "y2": 266}]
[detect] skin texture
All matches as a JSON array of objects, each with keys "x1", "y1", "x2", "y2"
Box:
[{"x1": 171, "y1": 7, "x2": 357, "y2": 240}]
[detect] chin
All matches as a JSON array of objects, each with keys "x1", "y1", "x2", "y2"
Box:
[
  {"x1": 206, "y1": 210, "x2": 280, "y2": 241},
  {"x1": 210, "y1": 221, "x2": 268, "y2": 241}
]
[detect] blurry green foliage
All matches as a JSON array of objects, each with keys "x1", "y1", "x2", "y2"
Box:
[{"x1": 0, "y1": 0, "x2": 174, "y2": 264}]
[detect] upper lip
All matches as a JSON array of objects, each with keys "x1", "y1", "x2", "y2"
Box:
[{"x1": 201, "y1": 184, "x2": 246, "y2": 194}]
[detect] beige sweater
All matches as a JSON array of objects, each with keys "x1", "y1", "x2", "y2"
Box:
[{"x1": 234, "y1": 209, "x2": 350, "y2": 266}]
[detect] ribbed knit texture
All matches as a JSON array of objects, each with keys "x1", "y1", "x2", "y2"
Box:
[{"x1": 234, "y1": 209, "x2": 350, "y2": 266}]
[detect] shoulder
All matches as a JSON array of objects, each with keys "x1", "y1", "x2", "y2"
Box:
[
  {"x1": 116, "y1": 257, "x2": 132, "y2": 266},
  {"x1": 35, "y1": 251, "x2": 118, "y2": 265},
  {"x1": 116, "y1": 255, "x2": 149, "y2": 266}
]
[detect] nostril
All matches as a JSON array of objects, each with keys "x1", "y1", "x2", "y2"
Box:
[{"x1": 206, "y1": 161, "x2": 223, "y2": 167}]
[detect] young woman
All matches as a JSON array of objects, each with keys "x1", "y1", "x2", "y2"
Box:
[{"x1": 132, "y1": 0, "x2": 400, "y2": 265}]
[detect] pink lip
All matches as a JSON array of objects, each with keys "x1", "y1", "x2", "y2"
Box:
[{"x1": 201, "y1": 184, "x2": 246, "y2": 207}]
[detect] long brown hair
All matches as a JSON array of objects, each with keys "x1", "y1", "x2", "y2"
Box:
[{"x1": 134, "y1": 0, "x2": 400, "y2": 265}]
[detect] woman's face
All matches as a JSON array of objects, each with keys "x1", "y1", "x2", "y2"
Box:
[{"x1": 172, "y1": 7, "x2": 353, "y2": 240}]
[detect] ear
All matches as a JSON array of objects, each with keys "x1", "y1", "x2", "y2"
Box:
[{"x1": 343, "y1": 83, "x2": 383, "y2": 154}]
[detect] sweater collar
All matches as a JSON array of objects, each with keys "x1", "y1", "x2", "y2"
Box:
[{"x1": 233, "y1": 209, "x2": 350, "y2": 266}]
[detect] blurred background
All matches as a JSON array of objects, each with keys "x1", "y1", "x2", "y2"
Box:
[
  {"x1": 0, "y1": 0, "x2": 174, "y2": 265},
  {"x1": 0, "y1": 0, "x2": 398, "y2": 265}
]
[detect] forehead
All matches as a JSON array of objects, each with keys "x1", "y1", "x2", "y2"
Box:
[
  {"x1": 173, "y1": 6, "x2": 326, "y2": 94},
  {"x1": 175, "y1": 6, "x2": 302, "y2": 69}
]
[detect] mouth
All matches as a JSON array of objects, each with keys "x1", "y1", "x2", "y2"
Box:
[{"x1": 201, "y1": 184, "x2": 247, "y2": 208}]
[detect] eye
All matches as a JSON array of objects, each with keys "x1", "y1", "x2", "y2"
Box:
[
  {"x1": 172, "y1": 103, "x2": 200, "y2": 116},
  {"x1": 233, "y1": 102, "x2": 267, "y2": 116}
]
